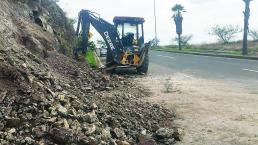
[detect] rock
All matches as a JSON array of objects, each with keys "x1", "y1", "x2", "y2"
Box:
[
  {"x1": 82, "y1": 111, "x2": 97, "y2": 123},
  {"x1": 0, "y1": 56, "x2": 4, "y2": 61},
  {"x1": 139, "y1": 138, "x2": 157, "y2": 145},
  {"x1": 5, "y1": 117, "x2": 21, "y2": 127},
  {"x1": 79, "y1": 136, "x2": 98, "y2": 145},
  {"x1": 32, "y1": 92, "x2": 47, "y2": 102},
  {"x1": 47, "y1": 116, "x2": 57, "y2": 123},
  {"x1": 116, "y1": 140, "x2": 130, "y2": 145},
  {"x1": 0, "y1": 139, "x2": 9, "y2": 145},
  {"x1": 70, "y1": 120, "x2": 81, "y2": 133},
  {"x1": 55, "y1": 85, "x2": 62, "y2": 91},
  {"x1": 109, "y1": 139, "x2": 118, "y2": 145},
  {"x1": 32, "y1": 125, "x2": 46, "y2": 138},
  {"x1": 58, "y1": 94, "x2": 68, "y2": 103},
  {"x1": 8, "y1": 128, "x2": 16, "y2": 134},
  {"x1": 90, "y1": 102, "x2": 98, "y2": 110},
  {"x1": 101, "y1": 128, "x2": 112, "y2": 140},
  {"x1": 82, "y1": 124, "x2": 96, "y2": 135},
  {"x1": 21, "y1": 63, "x2": 27, "y2": 69},
  {"x1": 57, "y1": 105, "x2": 68, "y2": 116},
  {"x1": 106, "y1": 116, "x2": 120, "y2": 128},
  {"x1": 155, "y1": 128, "x2": 174, "y2": 139},
  {"x1": 102, "y1": 75, "x2": 110, "y2": 81},
  {"x1": 27, "y1": 75, "x2": 34, "y2": 83},
  {"x1": 0, "y1": 91, "x2": 7, "y2": 103},
  {"x1": 24, "y1": 137, "x2": 34, "y2": 144},
  {"x1": 64, "y1": 83, "x2": 71, "y2": 88},
  {"x1": 49, "y1": 127, "x2": 74, "y2": 144},
  {"x1": 173, "y1": 128, "x2": 184, "y2": 141},
  {"x1": 85, "y1": 87, "x2": 92, "y2": 91},
  {"x1": 112, "y1": 128, "x2": 125, "y2": 139},
  {"x1": 0, "y1": 123, "x2": 4, "y2": 131},
  {"x1": 45, "y1": 87, "x2": 56, "y2": 97},
  {"x1": 63, "y1": 119, "x2": 69, "y2": 129},
  {"x1": 141, "y1": 129, "x2": 147, "y2": 136},
  {"x1": 25, "y1": 113, "x2": 33, "y2": 120},
  {"x1": 105, "y1": 87, "x2": 112, "y2": 90},
  {"x1": 37, "y1": 82, "x2": 44, "y2": 88}
]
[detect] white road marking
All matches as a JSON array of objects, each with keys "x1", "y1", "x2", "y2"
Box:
[
  {"x1": 242, "y1": 68, "x2": 258, "y2": 73},
  {"x1": 182, "y1": 74, "x2": 193, "y2": 78},
  {"x1": 157, "y1": 55, "x2": 175, "y2": 59}
]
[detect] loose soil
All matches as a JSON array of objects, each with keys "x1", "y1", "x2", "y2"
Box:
[{"x1": 137, "y1": 73, "x2": 258, "y2": 145}]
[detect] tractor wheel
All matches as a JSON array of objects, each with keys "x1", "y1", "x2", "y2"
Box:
[{"x1": 137, "y1": 54, "x2": 149, "y2": 74}]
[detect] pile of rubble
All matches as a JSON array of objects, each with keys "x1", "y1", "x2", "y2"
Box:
[{"x1": 0, "y1": 0, "x2": 182, "y2": 144}]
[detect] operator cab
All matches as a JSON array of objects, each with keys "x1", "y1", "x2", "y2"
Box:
[{"x1": 113, "y1": 17, "x2": 145, "y2": 47}]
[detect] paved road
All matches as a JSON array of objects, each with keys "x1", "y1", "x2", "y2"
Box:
[{"x1": 149, "y1": 50, "x2": 258, "y2": 90}]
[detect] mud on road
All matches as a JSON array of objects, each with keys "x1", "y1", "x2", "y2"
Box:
[{"x1": 137, "y1": 73, "x2": 258, "y2": 145}]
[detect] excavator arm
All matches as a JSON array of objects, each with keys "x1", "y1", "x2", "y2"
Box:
[{"x1": 75, "y1": 10, "x2": 123, "y2": 64}]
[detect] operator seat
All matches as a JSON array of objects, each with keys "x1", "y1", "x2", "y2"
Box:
[{"x1": 122, "y1": 33, "x2": 134, "y2": 47}]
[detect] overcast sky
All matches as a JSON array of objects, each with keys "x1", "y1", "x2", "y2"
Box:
[{"x1": 58, "y1": 0, "x2": 258, "y2": 45}]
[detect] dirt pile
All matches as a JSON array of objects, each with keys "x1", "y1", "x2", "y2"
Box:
[{"x1": 0, "y1": 0, "x2": 181, "y2": 144}]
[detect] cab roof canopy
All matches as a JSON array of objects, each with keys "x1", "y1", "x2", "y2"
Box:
[{"x1": 113, "y1": 16, "x2": 145, "y2": 24}]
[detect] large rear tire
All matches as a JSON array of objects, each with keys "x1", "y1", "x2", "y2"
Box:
[{"x1": 137, "y1": 54, "x2": 149, "y2": 74}]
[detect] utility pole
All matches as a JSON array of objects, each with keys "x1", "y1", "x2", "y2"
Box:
[
  {"x1": 242, "y1": 0, "x2": 252, "y2": 55},
  {"x1": 154, "y1": 0, "x2": 158, "y2": 45}
]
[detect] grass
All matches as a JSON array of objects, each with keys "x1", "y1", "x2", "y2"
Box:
[
  {"x1": 85, "y1": 50, "x2": 98, "y2": 68},
  {"x1": 153, "y1": 41, "x2": 258, "y2": 57}
]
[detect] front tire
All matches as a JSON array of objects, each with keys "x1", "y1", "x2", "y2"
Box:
[{"x1": 137, "y1": 54, "x2": 149, "y2": 74}]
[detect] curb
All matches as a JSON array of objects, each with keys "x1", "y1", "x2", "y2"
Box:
[{"x1": 153, "y1": 49, "x2": 258, "y2": 60}]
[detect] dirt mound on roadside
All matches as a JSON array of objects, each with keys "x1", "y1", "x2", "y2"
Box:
[{"x1": 0, "y1": 0, "x2": 181, "y2": 144}]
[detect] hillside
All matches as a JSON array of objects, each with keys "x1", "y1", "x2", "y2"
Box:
[{"x1": 0, "y1": 0, "x2": 180, "y2": 144}]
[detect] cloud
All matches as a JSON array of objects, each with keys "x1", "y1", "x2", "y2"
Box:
[
  {"x1": 58, "y1": 0, "x2": 258, "y2": 45},
  {"x1": 188, "y1": 0, "x2": 217, "y2": 5}
]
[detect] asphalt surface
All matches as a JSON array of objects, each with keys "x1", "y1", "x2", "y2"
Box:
[{"x1": 149, "y1": 50, "x2": 258, "y2": 90}]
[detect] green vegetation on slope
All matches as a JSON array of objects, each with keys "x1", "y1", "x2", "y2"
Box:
[{"x1": 85, "y1": 50, "x2": 98, "y2": 68}]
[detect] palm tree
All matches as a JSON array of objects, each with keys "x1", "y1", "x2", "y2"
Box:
[
  {"x1": 242, "y1": 0, "x2": 252, "y2": 55},
  {"x1": 172, "y1": 4, "x2": 186, "y2": 50},
  {"x1": 172, "y1": 4, "x2": 185, "y2": 13}
]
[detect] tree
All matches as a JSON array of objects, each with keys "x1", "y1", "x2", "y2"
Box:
[
  {"x1": 209, "y1": 25, "x2": 241, "y2": 43},
  {"x1": 172, "y1": 4, "x2": 186, "y2": 50},
  {"x1": 249, "y1": 30, "x2": 258, "y2": 41},
  {"x1": 173, "y1": 35, "x2": 193, "y2": 47},
  {"x1": 242, "y1": 0, "x2": 253, "y2": 55},
  {"x1": 150, "y1": 38, "x2": 160, "y2": 47}
]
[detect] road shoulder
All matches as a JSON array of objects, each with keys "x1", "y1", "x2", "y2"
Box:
[{"x1": 136, "y1": 73, "x2": 258, "y2": 145}]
